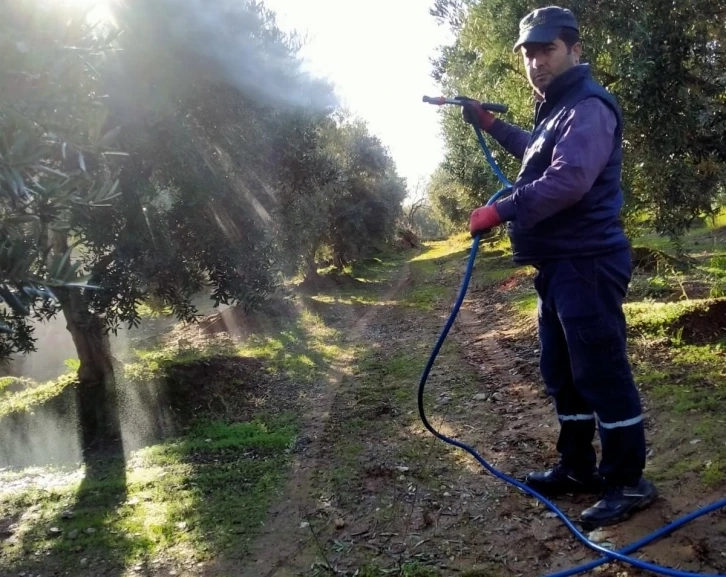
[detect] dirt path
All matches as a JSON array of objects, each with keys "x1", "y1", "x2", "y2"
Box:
[
  {"x1": 232, "y1": 249, "x2": 726, "y2": 576},
  {"x1": 234, "y1": 261, "x2": 413, "y2": 577}
]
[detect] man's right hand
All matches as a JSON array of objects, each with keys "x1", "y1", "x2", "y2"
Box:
[{"x1": 457, "y1": 96, "x2": 496, "y2": 131}]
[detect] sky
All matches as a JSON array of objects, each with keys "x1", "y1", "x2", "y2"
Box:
[{"x1": 261, "y1": 0, "x2": 455, "y2": 195}]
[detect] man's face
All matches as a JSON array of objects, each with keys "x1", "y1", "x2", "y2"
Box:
[{"x1": 521, "y1": 38, "x2": 582, "y2": 96}]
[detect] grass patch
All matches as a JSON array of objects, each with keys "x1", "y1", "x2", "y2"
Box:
[
  {"x1": 703, "y1": 460, "x2": 726, "y2": 487},
  {"x1": 125, "y1": 335, "x2": 240, "y2": 383},
  {"x1": 406, "y1": 234, "x2": 523, "y2": 310},
  {"x1": 633, "y1": 341, "x2": 726, "y2": 486},
  {"x1": 238, "y1": 309, "x2": 344, "y2": 382},
  {"x1": 402, "y1": 284, "x2": 448, "y2": 311},
  {"x1": 473, "y1": 266, "x2": 520, "y2": 285},
  {"x1": 625, "y1": 300, "x2": 697, "y2": 338},
  {"x1": 0, "y1": 418, "x2": 296, "y2": 572},
  {"x1": 411, "y1": 233, "x2": 472, "y2": 267},
  {"x1": 313, "y1": 252, "x2": 406, "y2": 288},
  {"x1": 626, "y1": 298, "x2": 726, "y2": 345},
  {"x1": 511, "y1": 292, "x2": 538, "y2": 317},
  {"x1": 349, "y1": 254, "x2": 405, "y2": 284},
  {"x1": 309, "y1": 294, "x2": 381, "y2": 306},
  {"x1": 644, "y1": 344, "x2": 726, "y2": 412},
  {"x1": 0, "y1": 374, "x2": 76, "y2": 419}
]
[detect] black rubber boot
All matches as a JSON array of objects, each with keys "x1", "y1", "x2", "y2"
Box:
[
  {"x1": 580, "y1": 477, "x2": 657, "y2": 529},
  {"x1": 524, "y1": 463, "x2": 604, "y2": 497}
]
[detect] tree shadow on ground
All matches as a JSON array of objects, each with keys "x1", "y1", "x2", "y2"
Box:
[
  {"x1": 1, "y1": 380, "x2": 130, "y2": 577},
  {"x1": 0, "y1": 296, "x2": 345, "y2": 575}
]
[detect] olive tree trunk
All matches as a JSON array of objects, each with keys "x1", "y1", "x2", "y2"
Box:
[{"x1": 50, "y1": 233, "x2": 123, "y2": 459}]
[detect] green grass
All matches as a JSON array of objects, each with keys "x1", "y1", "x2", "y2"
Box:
[
  {"x1": 350, "y1": 254, "x2": 406, "y2": 283},
  {"x1": 238, "y1": 309, "x2": 344, "y2": 382},
  {"x1": 0, "y1": 374, "x2": 76, "y2": 419},
  {"x1": 313, "y1": 252, "x2": 406, "y2": 287},
  {"x1": 410, "y1": 233, "x2": 472, "y2": 266},
  {"x1": 125, "y1": 335, "x2": 240, "y2": 382},
  {"x1": 625, "y1": 300, "x2": 698, "y2": 337},
  {"x1": 404, "y1": 237, "x2": 472, "y2": 309},
  {"x1": 643, "y1": 343, "x2": 726, "y2": 410},
  {"x1": 405, "y1": 233, "x2": 524, "y2": 311},
  {"x1": 623, "y1": 296, "x2": 726, "y2": 487},
  {"x1": 511, "y1": 292, "x2": 538, "y2": 317},
  {"x1": 472, "y1": 265, "x2": 520, "y2": 286},
  {"x1": 309, "y1": 293, "x2": 381, "y2": 306},
  {"x1": 0, "y1": 418, "x2": 296, "y2": 571},
  {"x1": 125, "y1": 306, "x2": 347, "y2": 387},
  {"x1": 402, "y1": 284, "x2": 449, "y2": 311}
]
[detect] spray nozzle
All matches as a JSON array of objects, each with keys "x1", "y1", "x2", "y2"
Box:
[{"x1": 422, "y1": 95, "x2": 508, "y2": 114}]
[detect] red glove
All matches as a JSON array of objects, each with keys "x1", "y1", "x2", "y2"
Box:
[
  {"x1": 469, "y1": 204, "x2": 502, "y2": 237},
  {"x1": 458, "y1": 97, "x2": 496, "y2": 131}
]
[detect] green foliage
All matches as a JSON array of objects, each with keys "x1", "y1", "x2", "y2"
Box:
[
  {"x1": 0, "y1": 0, "x2": 407, "y2": 377},
  {"x1": 325, "y1": 120, "x2": 408, "y2": 269},
  {"x1": 431, "y1": 0, "x2": 726, "y2": 238},
  {"x1": 0, "y1": 1, "x2": 123, "y2": 351},
  {"x1": 406, "y1": 203, "x2": 449, "y2": 240}
]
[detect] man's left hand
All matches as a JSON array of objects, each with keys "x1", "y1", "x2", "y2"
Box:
[{"x1": 469, "y1": 204, "x2": 502, "y2": 237}]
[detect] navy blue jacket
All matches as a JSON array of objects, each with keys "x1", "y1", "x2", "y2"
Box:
[{"x1": 502, "y1": 66, "x2": 630, "y2": 264}]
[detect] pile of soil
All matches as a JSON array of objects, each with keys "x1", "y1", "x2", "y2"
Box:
[
  {"x1": 196, "y1": 300, "x2": 296, "y2": 338},
  {"x1": 157, "y1": 355, "x2": 297, "y2": 425},
  {"x1": 670, "y1": 299, "x2": 726, "y2": 344},
  {"x1": 631, "y1": 246, "x2": 694, "y2": 272}
]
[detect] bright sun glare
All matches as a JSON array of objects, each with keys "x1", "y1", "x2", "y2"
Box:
[
  {"x1": 88, "y1": 1, "x2": 114, "y2": 25},
  {"x1": 61, "y1": 0, "x2": 115, "y2": 25}
]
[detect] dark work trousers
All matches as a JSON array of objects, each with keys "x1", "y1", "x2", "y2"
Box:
[{"x1": 534, "y1": 248, "x2": 646, "y2": 487}]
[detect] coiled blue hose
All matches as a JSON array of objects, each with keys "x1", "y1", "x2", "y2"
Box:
[{"x1": 416, "y1": 124, "x2": 726, "y2": 576}]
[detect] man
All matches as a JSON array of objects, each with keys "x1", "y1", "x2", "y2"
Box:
[{"x1": 461, "y1": 6, "x2": 656, "y2": 528}]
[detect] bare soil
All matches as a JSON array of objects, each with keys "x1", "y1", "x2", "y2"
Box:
[
  {"x1": 671, "y1": 299, "x2": 726, "y2": 344},
  {"x1": 230, "y1": 261, "x2": 413, "y2": 577}
]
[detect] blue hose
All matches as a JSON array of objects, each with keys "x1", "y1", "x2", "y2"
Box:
[{"x1": 417, "y1": 124, "x2": 726, "y2": 576}]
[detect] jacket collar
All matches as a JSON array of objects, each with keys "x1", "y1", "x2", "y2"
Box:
[
  {"x1": 543, "y1": 64, "x2": 591, "y2": 104},
  {"x1": 534, "y1": 64, "x2": 591, "y2": 125}
]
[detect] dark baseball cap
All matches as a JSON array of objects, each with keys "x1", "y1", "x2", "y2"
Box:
[{"x1": 513, "y1": 6, "x2": 579, "y2": 52}]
